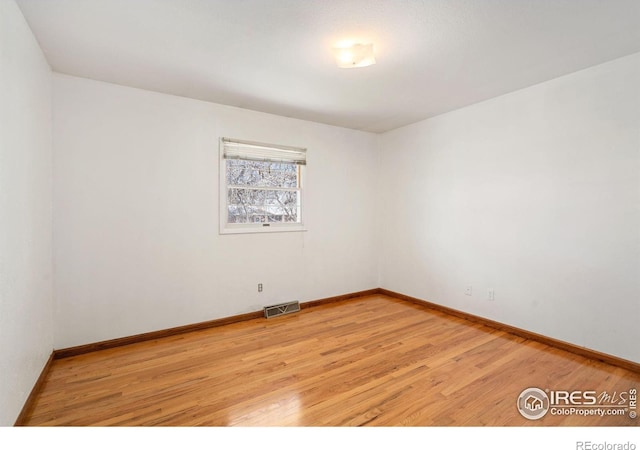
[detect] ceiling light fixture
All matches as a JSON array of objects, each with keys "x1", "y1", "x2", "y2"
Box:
[{"x1": 332, "y1": 43, "x2": 376, "y2": 68}]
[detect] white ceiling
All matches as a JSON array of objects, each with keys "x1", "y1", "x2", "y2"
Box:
[{"x1": 16, "y1": 0, "x2": 640, "y2": 133}]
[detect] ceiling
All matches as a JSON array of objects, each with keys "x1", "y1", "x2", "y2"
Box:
[{"x1": 16, "y1": 0, "x2": 640, "y2": 133}]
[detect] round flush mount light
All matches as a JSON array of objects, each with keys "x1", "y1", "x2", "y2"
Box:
[{"x1": 332, "y1": 42, "x2": 376, "y2": 68}]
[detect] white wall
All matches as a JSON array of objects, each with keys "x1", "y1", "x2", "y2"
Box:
[
  {"x1": 0, "y1": 0, "x2": 53, "y2": 426},
  {"x1": 53, "y1": 74, "x2": 379, "y2": 349},
  {"x1": 379, "y1": 53, "x2": 640, "y2": 363}
]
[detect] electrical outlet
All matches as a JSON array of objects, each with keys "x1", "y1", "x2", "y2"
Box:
[
  {"x1": 465, "y1": 286, "x2": 472, "y2": 296},
  {"x1": 488, "y1": 288, "x2": 495, "y2": 301},
  {"x1": 258, "y1": 283, "x2": 263, "y2": 293}
]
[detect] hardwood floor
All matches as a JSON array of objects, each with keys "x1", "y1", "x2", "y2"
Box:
[{"x1": 22, "y1": 295, "x2": 639, "y2": 426}]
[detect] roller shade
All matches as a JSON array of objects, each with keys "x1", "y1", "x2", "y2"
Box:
[{"x1": 222, "y1": 138, "x2": 307, "y2": 165}]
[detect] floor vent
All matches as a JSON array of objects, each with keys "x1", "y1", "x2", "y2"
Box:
[{"x1": 264, "y1": 301, "x2": 300, "y2": 319}]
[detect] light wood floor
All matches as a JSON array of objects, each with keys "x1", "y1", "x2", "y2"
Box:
[{"x1": 23, "y1": 295, "x2": 639, "y2": 426}]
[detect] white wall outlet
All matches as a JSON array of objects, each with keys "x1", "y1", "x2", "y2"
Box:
[
  {"x1": 258, "y1": 283, "x2": 263, "y2": 293},
  {"x1": 465, "y1": 285, "x2": 472, "y2": 296},
  {"x1": 488, "y1": 288, "x2": 495, "y2": 301}
]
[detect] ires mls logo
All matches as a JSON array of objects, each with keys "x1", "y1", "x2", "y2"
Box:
[{"x1": 517, "y1": 387, "x2": 637, "y2": 420}]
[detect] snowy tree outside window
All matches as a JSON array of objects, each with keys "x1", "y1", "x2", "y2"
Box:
[
  {"x1": 220, "y1": 138, "x2": 306, "y2": 234},
  {"x1": 227, "y1": 160, "x2": 300, "y2": 224}
]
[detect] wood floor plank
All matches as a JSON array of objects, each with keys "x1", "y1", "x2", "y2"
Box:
[{"x1": 23, "y1": 295, "x2": 640, "y2": 426}]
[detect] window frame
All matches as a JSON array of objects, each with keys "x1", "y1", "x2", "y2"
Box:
[{"x1": 218, "y1": 137, "x2": 307, "y2": 235}]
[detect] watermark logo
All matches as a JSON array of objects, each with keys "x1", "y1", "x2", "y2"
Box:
[
  {"x1": 517, "y1": 387, "x2": 637, "y2": 420},
  {"x1": 517, "y1": 387, "x2": 550, "y2": 420}
]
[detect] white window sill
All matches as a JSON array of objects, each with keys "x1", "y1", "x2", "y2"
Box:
[{"x1": 219, "y1": 225, "x2": 308, "y2": 235}]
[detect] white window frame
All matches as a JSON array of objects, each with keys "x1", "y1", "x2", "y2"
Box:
[{"x1": 219, "y1": 137, "x2": 307, "y2": 235}]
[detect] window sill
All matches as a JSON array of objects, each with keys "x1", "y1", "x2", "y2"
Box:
[{"x1": 219, "y1": 225, "x2": 307, "y2": 235}]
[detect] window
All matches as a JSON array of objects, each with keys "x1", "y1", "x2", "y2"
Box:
[{"x1": 219, "y1": 137, "x2": 306, "y2": 234}]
